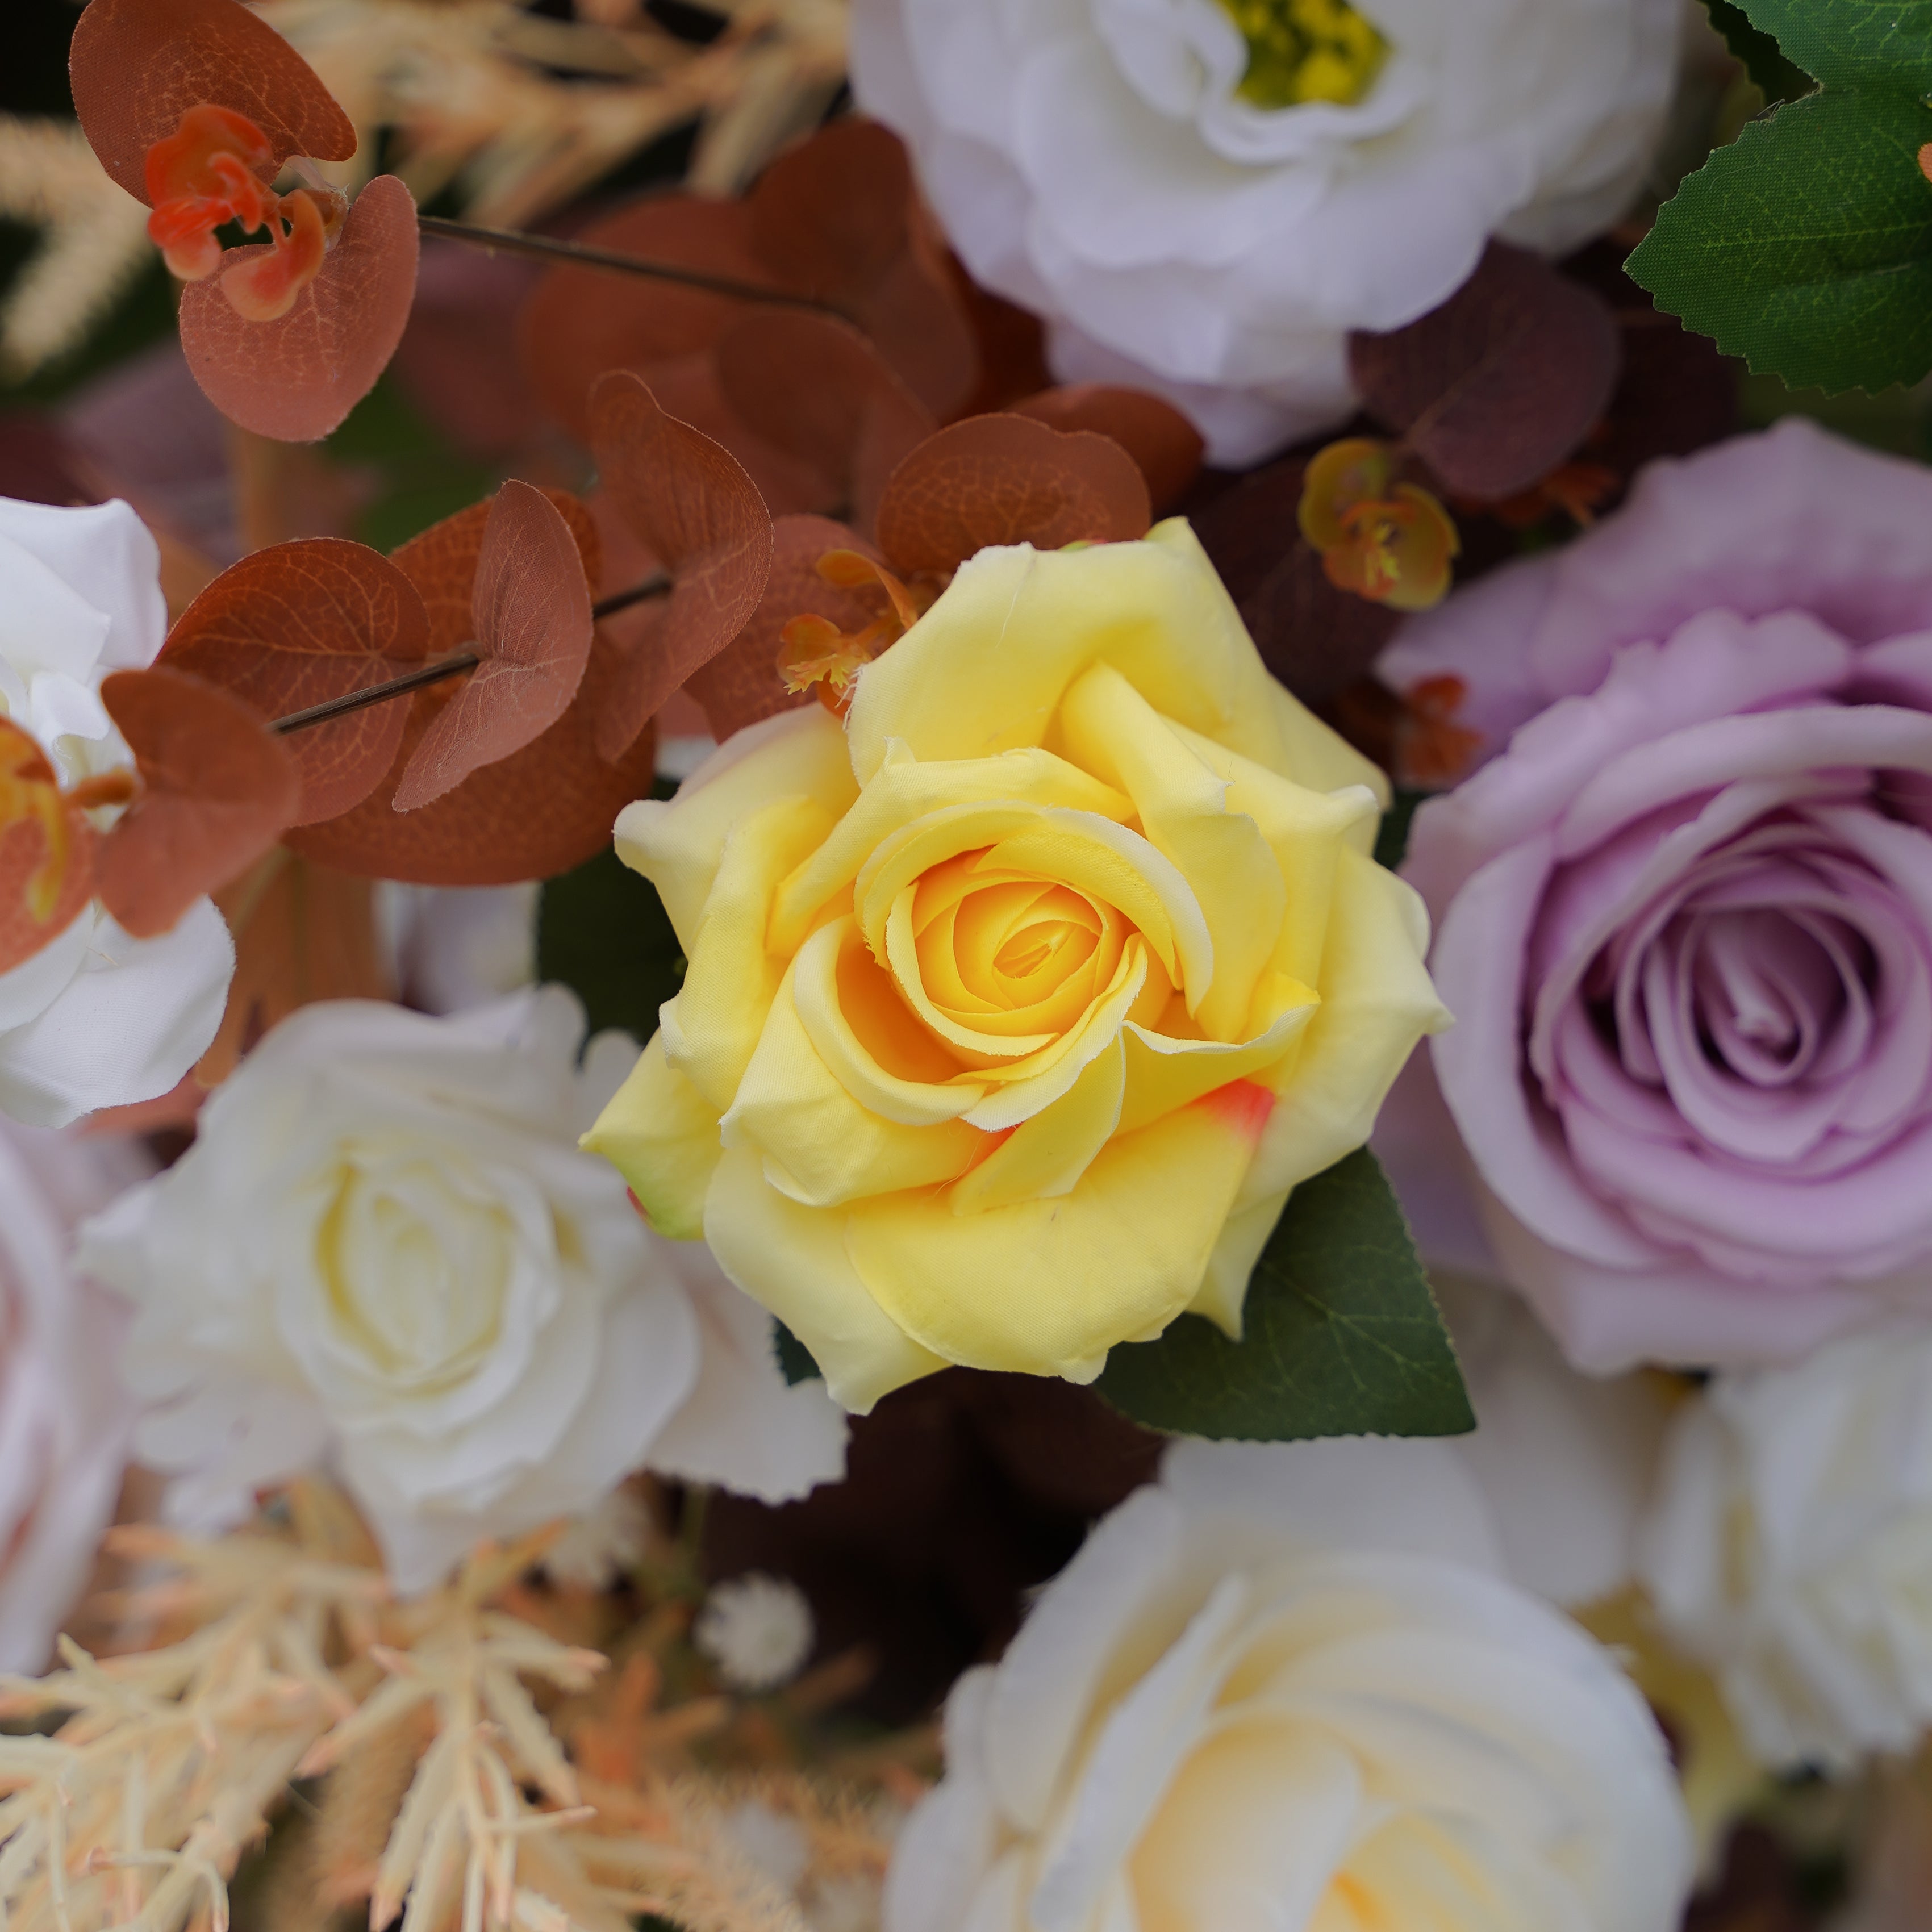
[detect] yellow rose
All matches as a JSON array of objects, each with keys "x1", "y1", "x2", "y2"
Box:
[{"x1": 586, "y1": 522, "x2": 1447, "y2": 1411}]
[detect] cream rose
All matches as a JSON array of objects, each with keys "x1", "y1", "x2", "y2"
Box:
[
  {"x1": 587, "y1": 524, "x2": 1446, "y2": 1412},
  {"x1": 0, "y1": 1119, "x2": 147, "y2": 1670},
  {"x1": 0, "y1": 494, "x2": 233, "y2": 1126},
  {"x1": 1638, "y1": 1323, "x2": 1932, "y2": 1771},
  {"x1": 852, "y1": 0, "x2": 1680, "y2": 464},
  {"x1": 78, "y1": 989, "x2": 847, "y2": 1593},
  {"x1": 884, "y1": 1437, "x2": 1694, "y2": 1932}
]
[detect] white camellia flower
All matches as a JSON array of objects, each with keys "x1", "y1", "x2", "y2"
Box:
[
  {"x1": 1639, "y1": 1324, "x2": 1932, "y2": 1772},
  {"x1": 886, "y1": 1436, "x2": 1692, "y2": 1932},
  {"x1": 77, "y1": 988, "x2": 848, "y2": 1595},
  {"x1": 853, "y1": 0, "x2": 1680, "y2": 464},
  {"x1": 0, "y1": 494, "x2": 233, "y2": 1127},
  {"x1": 0, "y1": 1117, "x2": 148, "y2": 1670}
]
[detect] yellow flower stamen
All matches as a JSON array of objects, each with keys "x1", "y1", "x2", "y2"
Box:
[{"x1": 1216, "y1": 0, "x2": 1389, "y2": 109}]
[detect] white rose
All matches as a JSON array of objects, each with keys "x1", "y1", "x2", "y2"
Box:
[
  {"x1": 0, "y1": 494, "x2": 233, "y2": 1127},
  {"x1": 0, "y1": 1117, "x2": 148, "y2": 1670},
  {"x1": 1638, "y1": 1323, "x2": 1932, "y2": 1771},
  {"x1": 77, "y1": 988, "x2": 848, "y2": 1594},
  {"x1": 852, "y1": 0, "x2": 1680, "y2": 465},
  {"x1": 886, "y1": 1436, "x2": 1692, "y2": 1932}
]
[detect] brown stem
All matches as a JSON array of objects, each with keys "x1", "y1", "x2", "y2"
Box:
[
  {"x1": 416, "y1": 214, "x2": 854, "y2": 323},
  {"x1": 271, "y1": 575, "x2": 671, "y2": 736}
]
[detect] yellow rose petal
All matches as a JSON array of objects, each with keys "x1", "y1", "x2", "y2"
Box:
[
  {"x1": 722, "y1": 954, "x2": 986, "y2": 1208},
  {"x1": 661, "y1": 795, "x2": 840, "y2": 1113},
  {"x1": 617, "y1": 706, "x2": 856, "y2": 952},
  {"x1": 948, "y1": 1036, "x2": 1126, "y2": 1215},
  {"x1": 847, "y1": 1090, "x2": 1275, "y2": 1379},
  {"x1": 845, "y1": 520, "x2": 1362, "y2": 790},
  {"x1": 1116, "y1": 990, "x2": 1318, "y2": 1137},
  {"x1": 579, "y1": 1029, "x2": 721, "y2": 1241},
  {"x1": 704, "y1": 1145, "x2": 948, "y2": 1413},
  {"x1": 791, "y1": 917, "x2": 988, "y2": 1125},
  {"x1": 1061, "y1": 660, "x2": 1286, "y2": 1042},
  {"x1": 1238, "y1": 844, "x2": 1450, "y2": 1213},
  {"x1": 767, "y1": 741, "x2": 1132, "y2": 957}
]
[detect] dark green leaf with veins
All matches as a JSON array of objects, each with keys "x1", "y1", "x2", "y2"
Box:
[
  {"x1": 1628, "y1": 90, "x2": 1932, "y2": 395},
  {"x1": 1095, "y1": 1148, "x2": 1473, "y2": 1442},
  {"x1": 1732, "y1": 0, "x2": 1932, "y2": 93}
]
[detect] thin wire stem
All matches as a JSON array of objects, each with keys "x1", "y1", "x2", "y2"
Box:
[
  {"x1": 271, "y1": 576, "x2": 670, "y2": 736},
  {"x1": 416, "y1": 214, "x2": 853, "y2": 322}
]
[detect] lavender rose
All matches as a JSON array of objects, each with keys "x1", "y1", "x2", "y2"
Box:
[{"x1": 1380, "y1": 420, "x2": 1932, "y2": 1371}]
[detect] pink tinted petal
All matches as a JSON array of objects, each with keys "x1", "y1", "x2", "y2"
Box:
[
  {"x1": 1475, "y1": 1180, "x2": 1876, "y2": 1374},
  {"x1": 1429, "y1": 838, "x2": 1660, "y2": 1270},
  {"x1": 1524, "y1": 420, "x2": 1932, "y2": 698}
]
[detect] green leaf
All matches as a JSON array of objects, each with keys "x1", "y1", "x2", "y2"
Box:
[
  {"x1": 1733, "y1": 0, "x2": 1932, "y2": 93},
  {"x1": 1095, "y1": 1148, "x2": 1474, "y2": 1442},
  {"x1": 773, "y1": 1320, "x2": 822, "y2": 1386},
  {"x1": 1627, "y1": 90, "x2": 1932, "y2": 395},
  {"x1": 1703, "y1": 0, "x2": 1814, "y2": 101},
  {"x1": 536, "y1": 839, "x2": 684, "y2": 1045},
  {"x1": 1374, "y1": 787, "x2": 1428, "y2": 873}
]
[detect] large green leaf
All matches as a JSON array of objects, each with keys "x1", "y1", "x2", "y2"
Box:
[
  {"x1": 1703, "y1": 0, "x2": 1814, "y2": 101},
  {"x1": 1734, "y1": 0, "x2": 1932, "y2": 93},
  {"x1": 1627, "y1": 90, "x2": 1932, "y2": 395},
  {"x1": 1095, "y1": 1148, "x2": 1473, "y2": 1441}
]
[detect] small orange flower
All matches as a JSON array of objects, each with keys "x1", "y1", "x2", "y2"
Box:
[
  {"x1": 0, "y1": 719, "x2": 76, "y2": 927},
  {"x1": 144, "y1": 103, "x2": 337, "y2": 321},
  {"x1": 1297, "y1": 436, "x2": 1460, "y2": 612},
  {"x1": 1396, "y1": 674, "x2": 1485, "y2": 788},
  {"x1": 778, "y1": 550, "x2": 927, "y2": 717}
]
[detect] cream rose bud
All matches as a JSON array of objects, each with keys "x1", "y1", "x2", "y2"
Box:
[
  {"x1": 853, "y1": 0, "x2": 1679, "y2": 464},
  {"x1": 77, "y1": 990, "x2": 847, "y2": 1595},
  {"x1": 887, "y1": 1437, "x2": 1693, "y2": 1932},
  {"x1": 1638, "y1": 1323, "x2": 1932, "y2": 1771},
  {"x1": 0, "y1": 494, "x2": 234, "y2": 1127},
  {"x1": 589, "y1": 524, "x2": 1446, "y2": 1413}
]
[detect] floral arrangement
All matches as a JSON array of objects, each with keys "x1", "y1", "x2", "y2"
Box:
[{"x1": 1, "y1": 0, "x2": 1929, "y2": 1926}]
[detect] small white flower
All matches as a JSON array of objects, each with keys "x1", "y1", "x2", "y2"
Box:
[
  {"x1": 0, "y1": 1117, "x2": 148, "y2": 1670},
  {"x1": 1639, "y1": 1322, "x2": 1932, "y2": 1772},
  {"x1": 886, "y1": 1436, "x2": 1693, "y2": 1932},
  {"x1": 695, "y1": 1572, "x2": 816, "y2": 1693},
  {"x1": 0, "y1": 494, "x2": 233, "y2": 1126},
  {"x1": 78, "y1": 988, "x2": 848, "y2": 1595},
  {"x1": 853, "y1": 0, "x2": 1680, "y2": 464},
  {"x1": 544, "y1": 1481, "x2": 653, "y2": 1589}
]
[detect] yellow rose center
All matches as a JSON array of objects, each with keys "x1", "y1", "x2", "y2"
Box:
[{"x1": 1215, "y1": 0, "x2": 1389, "y2": 107}]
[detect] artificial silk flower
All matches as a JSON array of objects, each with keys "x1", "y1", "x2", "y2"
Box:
[
  {"x1": 77, "y1": 990, "x2": 847, "y2": 1595},
  {"x1": 884, "y1": 1436, "x2": 1694, "y2": 1932},
  {"x1": 1639, "y1": 1322, "x2": 1932, "y2": 1773},
  {"x1": 1384, "y1": 421, "x2": 1932, "y2": 1373},
  {"x1": 0, "y1": 495, "x2": 233, "y2": 1128},
  {"x1": 851, "y1": 0, "x2": 1679, "y2": 465},
  {"x1": 0, "y1": 1119, "x2": 149, "y2": 1671},
  {"x1": 586, "y1": 523, "x2": 1446, "y2": 1412}
]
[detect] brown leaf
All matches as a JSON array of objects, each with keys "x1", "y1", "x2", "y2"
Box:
[
  {"x1": 874, "y1": 414, "x2": 1151, "y2": 578},
  {"x1": 589, "y1": 372, "x2": 774, "y2": 760},
  {"x1": 1349, "y1": 243, "x2": 1621, "y2": 502},
  {"x1": 1013, "y1": 386, "x2": 1204, "y2": 515},
  {"x1": 515, "y1": 196, "x2": 778, "y2": 439},
  {"x1": 713, "y1": 311, "x2": 934, "y2": 534},
  {"x1": 746, "y1": 120, "x2": 978, "y2": 422},
  {"x1": 686, "y1": 514, "x2": 873, "y2": 741},
  {"x1": 953, "y1": 274, "x2": 1054, "y2": 418},
  {"x1": 285, "y1": 491, "x2": 650, "y2": 884},
  {"x1": 179, "y1": 174, "x2": 420, "y2": 444},
  {"x1": 94, "y1": 666, "x2": 302, "y2": 938},
  {"x1": 390, "y1": 482, "x2": 594, "y2": 812},
  {"x1": 1240, "y1": 541, "x2": 1402, "y2": 705},
  {"x1": 285, "y1": 636, "x2": 657, "y2": 884},
  {"x1": 158, "y1": 536, "x2": 429, "y2": 825},
  {"x1": 70, "y1": 0, "x2": 355, "y2": 204},
  {"x1": 0, "y1": 721, "x2": 94, "y2": 977},
  {"x1": 197, "y1": 849, "x2": 393, "y2": 1084}
]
